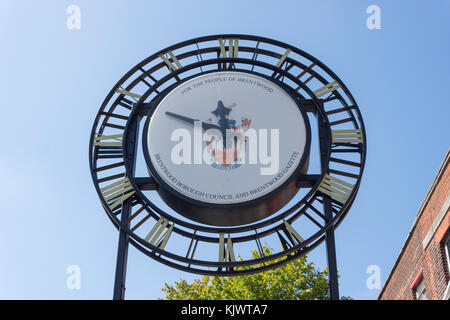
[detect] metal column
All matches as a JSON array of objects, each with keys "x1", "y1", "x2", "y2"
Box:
[
  {"x1": 113, "y1": 115, "x2": 140, "y2": 300},
  {"x1": 317, "y1": 101, "x2": 340, "y2": 300}
]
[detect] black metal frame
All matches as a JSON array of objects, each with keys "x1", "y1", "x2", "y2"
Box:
[{"x1": 89, "y1": 34, "x2": 366, "y2": 300}]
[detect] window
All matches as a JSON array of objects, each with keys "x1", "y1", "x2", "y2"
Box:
[
  {"x1": 444, "y1": 235, "x2": 450, "y2": 272},
  {"x1": 410, "y1": 268, "x2": 426, "y2": 300},
  {"x1": 444, "y1": 234, "x2": 450, "y2": 300},
  {"x1": 415, "y1": 277, "x2": 427, "y2": 300}
]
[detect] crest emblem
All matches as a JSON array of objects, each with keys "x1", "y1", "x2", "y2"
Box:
[{"x1": 204, "y1": 100, "x2": 251, "y2": 170}]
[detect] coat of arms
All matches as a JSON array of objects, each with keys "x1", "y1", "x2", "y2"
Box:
[{"x1": 204, "y1": 100, "x2": 251, "y2": 170}]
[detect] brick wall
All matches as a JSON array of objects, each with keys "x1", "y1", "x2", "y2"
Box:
[
  {"x1": 379, "y1": 153, "x2": 449, "y2": 300},
  {"x1": 424, "y1": 238, "x2": 449, "y2": 299}
]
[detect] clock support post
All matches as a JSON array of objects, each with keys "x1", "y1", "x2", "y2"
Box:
[
  {"x1": 113, "y1": 115, "x2": 140, "y2": 300},
  {"x1": 317, "y1": 101, "x2": 340, "y2": 300},
  {"x1": 113, "y1": 210, "x2": 129, "y2": 300}
]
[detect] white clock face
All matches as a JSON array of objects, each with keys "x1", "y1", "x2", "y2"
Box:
[{"x1": 145, "y1": 71, "x2": 308, "y2": 205}]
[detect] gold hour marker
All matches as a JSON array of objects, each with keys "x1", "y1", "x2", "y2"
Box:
[
  {"x1": 219, "y1": 233, "x2": 236, "y2": 262},
  {"x1": 218, "y1": 38, "x2": 239, "y2": 58},
  {"x1": 276, "y1": 48, "x2": 292, "y2": 68},
  {"x1": 115, "y1": 86, "x2": 142, "y2": 101},
  {"x1": 331, "y1": 129, "x2": 363, "y2": 144},
  {"x1": 100, "y1": 177, "x2": 135, "y2": 210},
  {"x1": 283, "y1": 220, "x2": 304, "y2": 246},
  {"x1": 314, "y1": 80, "x2": 341, "y2": 98},
  {"x1": 318, "y1": 174, "x2": 354, "y2": 204},
  {"x1": 93, "y1": 133, "x2": 123, "y2": 146},
  {"x1": 144, "y1": 217, "x2": 174, "y2": 250},
  {"x1": 159, "y1": 50, "x2": 182, "y2": 72}
]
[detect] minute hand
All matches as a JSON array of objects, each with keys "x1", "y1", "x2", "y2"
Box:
[{"x1": 165, "y1": 111, "x2": 221, "y2": 131}]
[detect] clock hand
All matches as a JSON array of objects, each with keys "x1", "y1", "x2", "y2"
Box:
[
  {"x1": 216, "y1": 101, "x2": 229, "y2": 149},
  {"x1": 165, "y1": 111, "x2": 221, "y2": 131}
]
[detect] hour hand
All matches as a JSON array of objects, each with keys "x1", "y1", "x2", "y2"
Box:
[{"x1": 165, "y1": 111, "x2": 220, "y2": 131}]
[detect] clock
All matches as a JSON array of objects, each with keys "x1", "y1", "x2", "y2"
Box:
[
  {"x1": 89, "y1": 34, "x2": 366, "y2": 276},
  {"x1": 143, "y1": 70, "x2": 311, "y2": 226}
]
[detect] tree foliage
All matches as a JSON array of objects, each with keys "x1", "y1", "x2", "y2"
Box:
[{"x1": 161, "y1": 246, "x2": 329, "y2": 300}]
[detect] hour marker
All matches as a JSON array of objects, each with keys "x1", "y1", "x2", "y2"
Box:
[
  {"x1": 276, "y1": 48, "x2": 292, "y2": 68},
  {"x1": 283, "y1": 220, "x2": 304, "y2": 245},
  {"x1": 218, "y1": 38, "x2": 239, "y2": 58},
  {"x1": 219, "y1": 233, "x2": 236, "y2": 262},
  {"x1": 99, "y1": 177, "x2": 135, "y2": 210},
  {"x1": 278, "y1": 220, "x2": 304, "y2": 251},
  {"x1": 314, "y1": 80, "x2": 341, "y2": 98},
  {"x1": 331, "y1": 129, "x2": 363, "y2": 144},
  {"x1": 186, "y1": 234, "x2": 199, "y2": 262},
  {"x1": 318, "y1": 174, "x2": 354, "y2": 204},
  {"x1": 93, "y1": 133, "x2": 123, "y2": 146},
  {"x1": 144, "y1": 217, "x2": 174, "y2": 250},
  {"x1": 159, "y1": 50, "x2": 182, "y2": 72},
  {"x1": 115, "y1": 86, "x2": 142, "y2": 101}
]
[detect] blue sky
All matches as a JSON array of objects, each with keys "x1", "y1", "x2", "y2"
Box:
[{"x1": 0, "y1": 0, "x2": 449, "y2": 299}]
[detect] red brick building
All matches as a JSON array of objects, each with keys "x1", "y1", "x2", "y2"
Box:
[{"x1": 379, "y1": 151, "x2": 450, "y2": 300}]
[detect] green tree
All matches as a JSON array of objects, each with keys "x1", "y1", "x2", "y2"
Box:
[{"x1": 161, "y1": 246, "x2": 329, "y2": 300}]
